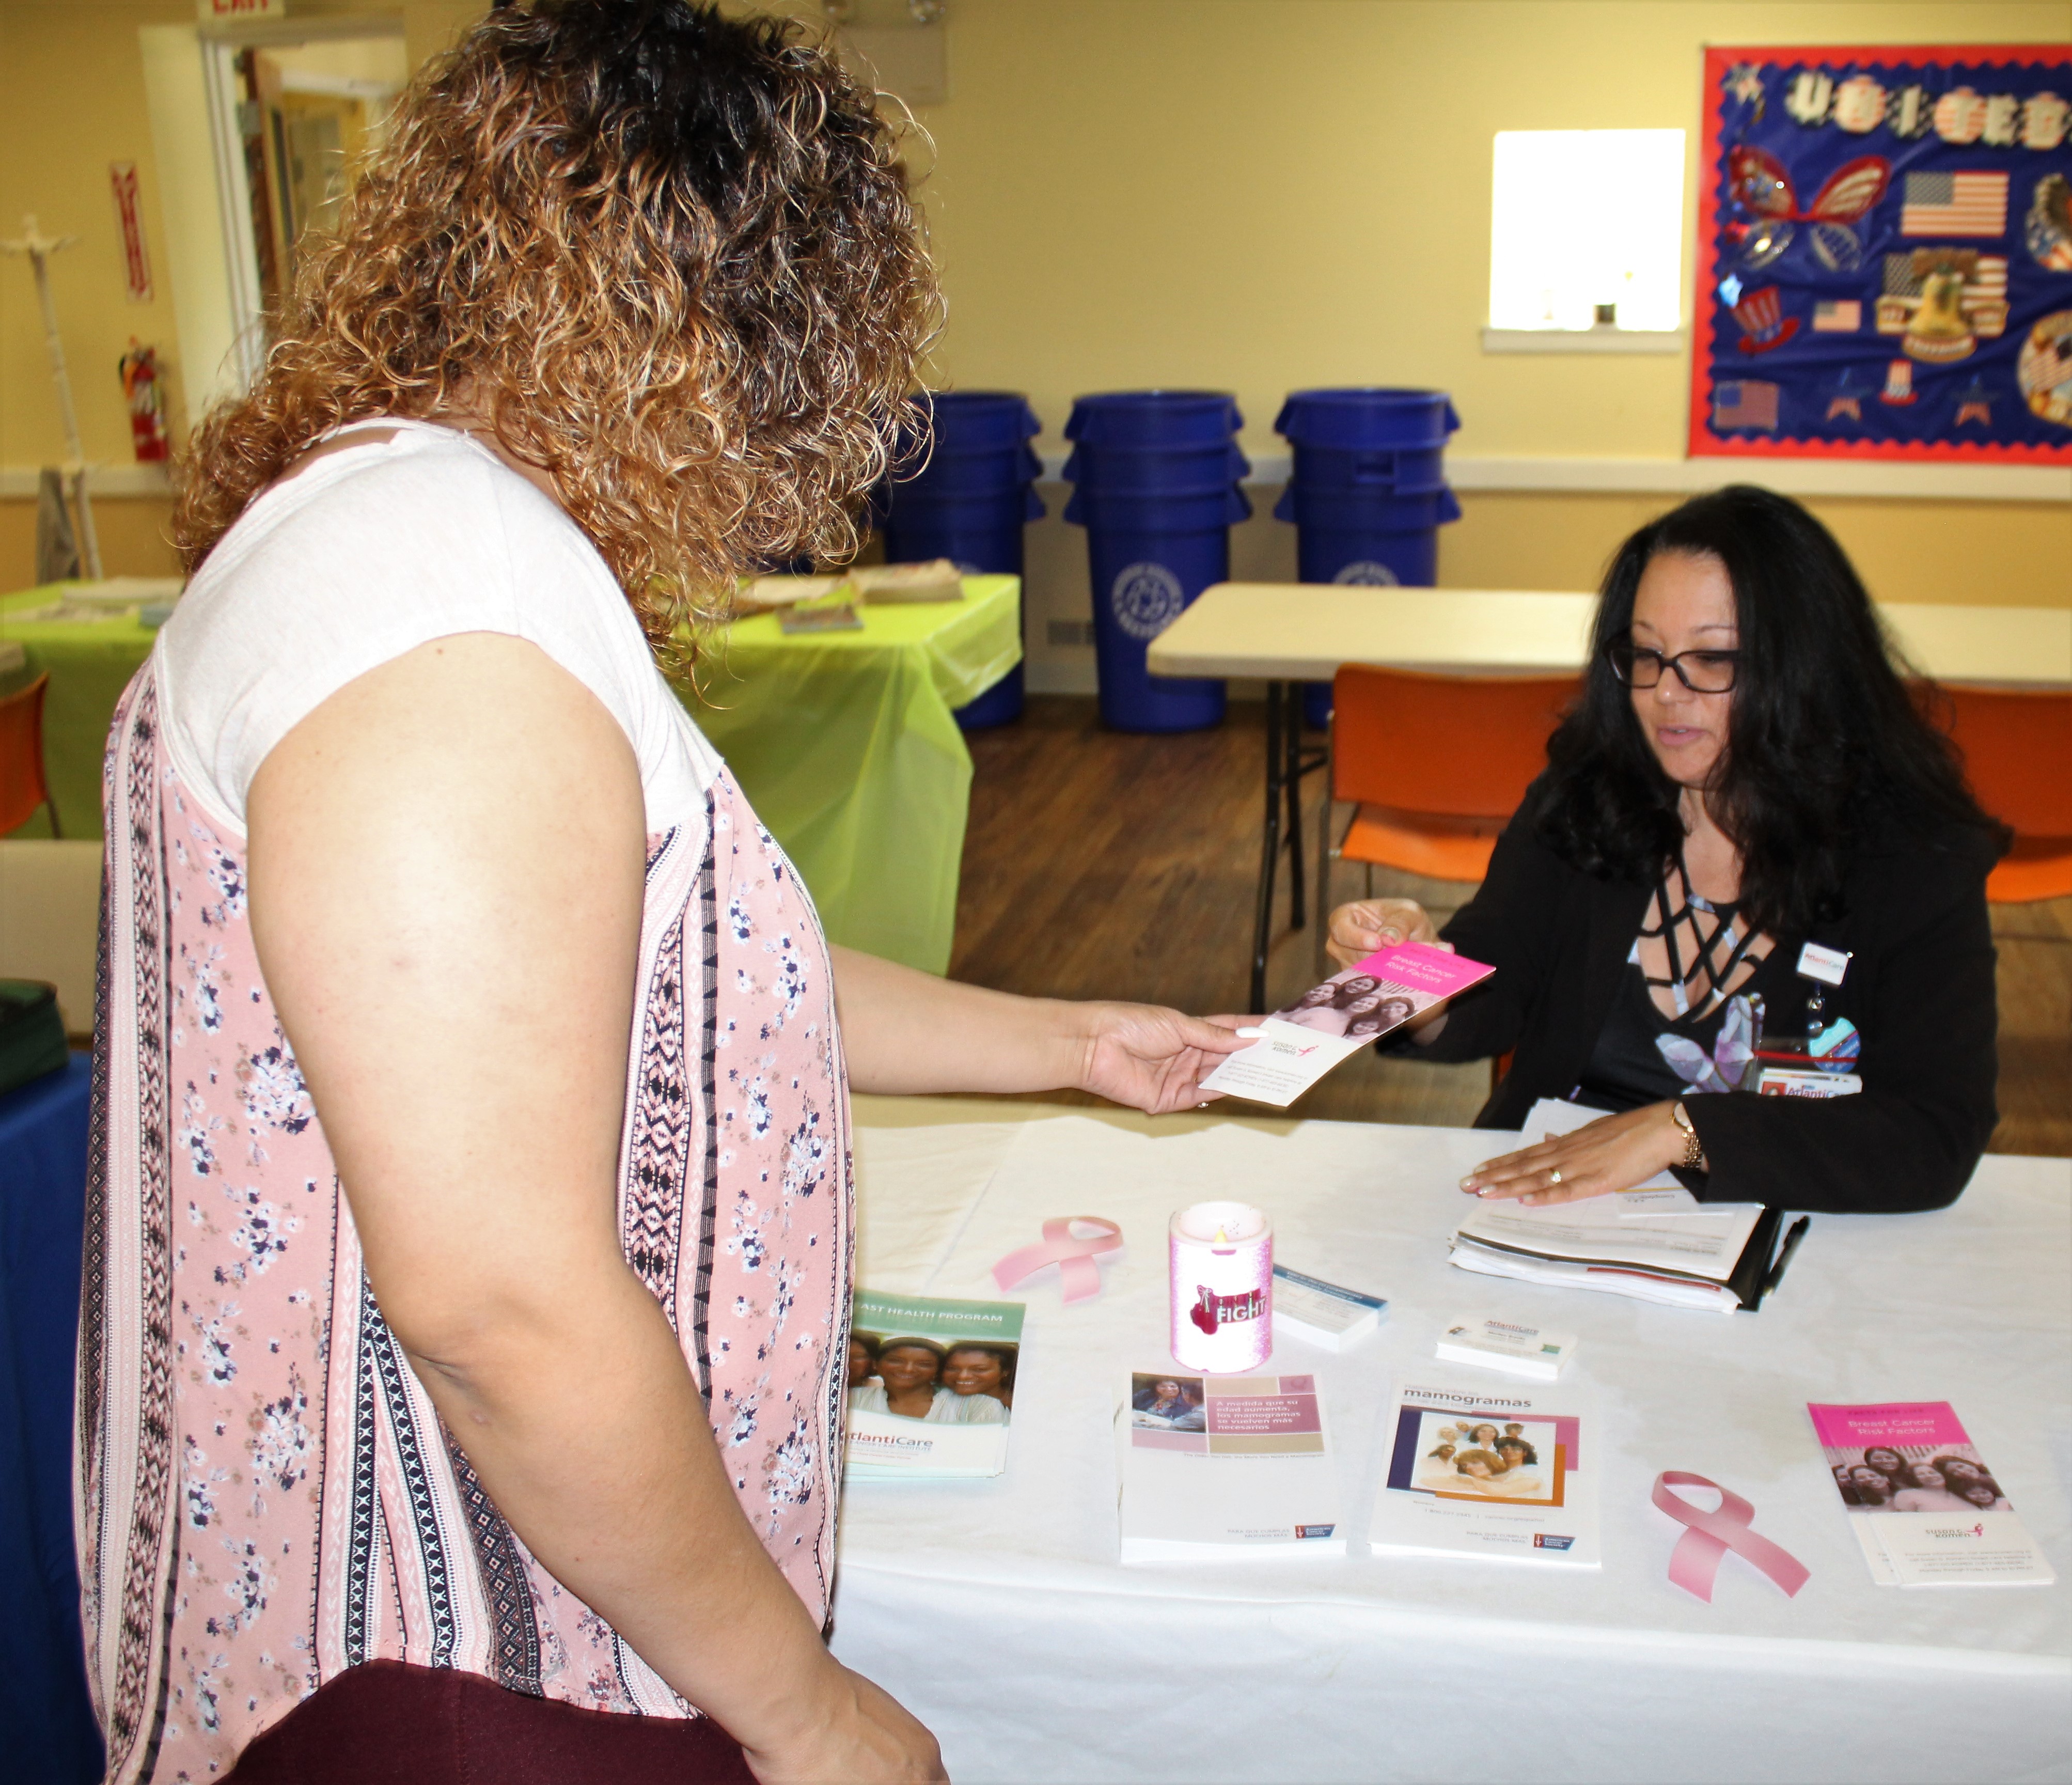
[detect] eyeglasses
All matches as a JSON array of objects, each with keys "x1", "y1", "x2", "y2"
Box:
[{"x1": 1607, "y1": 640, "x2": 1739, "y2": 694}]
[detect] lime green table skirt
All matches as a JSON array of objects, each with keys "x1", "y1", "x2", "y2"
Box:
[{"x1": 1, "y1": 576, "x2": 1021, "y2": 974}]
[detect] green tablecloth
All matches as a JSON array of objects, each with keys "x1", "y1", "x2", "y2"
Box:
[{"x1": 1, "y1": 576, "x2": 1020, "y2": 974}]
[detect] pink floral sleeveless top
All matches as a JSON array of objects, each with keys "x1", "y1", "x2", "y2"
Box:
[{"x1": 78, "y1": 666, "x2": 853, "y2": 1782}]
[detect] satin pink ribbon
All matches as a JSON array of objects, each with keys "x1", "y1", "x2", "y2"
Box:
[
  {"x1": 1653, "y1": 1470, "x2": 1811, "y2": 1603},
  {"x1": 991, "y1": 1217, "x2": 1123, "y2": 1303}
]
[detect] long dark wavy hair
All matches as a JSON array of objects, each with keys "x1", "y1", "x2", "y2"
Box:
[
  {"x1": 1533, "y1": 486, "x2": 2007, "y2": 935},
  {"x1": 173, "y1": 0, "x2": 940, "y2": 663}
]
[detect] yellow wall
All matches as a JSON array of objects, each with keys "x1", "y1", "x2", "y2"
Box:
[{"x1": 4, "y1": 0, "x2": 2066, "y2": 613}]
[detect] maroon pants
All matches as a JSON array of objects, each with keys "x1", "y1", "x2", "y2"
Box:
[{"x1": 225, "y1": 1660, "x2": 758, "y2": 1784}]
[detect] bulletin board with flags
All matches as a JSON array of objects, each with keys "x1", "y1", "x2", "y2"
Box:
[{"x1": 1690, "y1": 44, "x2": 2072, "y2": 463}]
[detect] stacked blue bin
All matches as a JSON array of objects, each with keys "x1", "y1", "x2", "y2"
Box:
[
  {"x1": 1062, "y1": 391, "x2": 1249, "y2": 733},
  {"x1": 1274, "y1": 388, "x2": 1463, "y2": 728},
  {"x1": 874, "y1": 390, "x2": 1046, "y2": 729}
]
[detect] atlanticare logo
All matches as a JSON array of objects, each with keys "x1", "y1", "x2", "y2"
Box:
[
  {"x1": 1532, "y1": 1533, "x2": 1576, "y2": 1551},
  {"x1": 1295, "y1": 1524, "x2": 1337, "y2": 1540}
]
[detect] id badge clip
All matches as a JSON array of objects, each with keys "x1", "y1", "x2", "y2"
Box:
[{"x1": 1794, "y1": 941, "x2": 1851, "y2": 1054}]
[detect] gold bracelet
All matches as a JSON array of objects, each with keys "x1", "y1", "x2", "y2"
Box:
[{"x1": 1671, "y1": 1101, "x2": 1706, "y2": 1171}]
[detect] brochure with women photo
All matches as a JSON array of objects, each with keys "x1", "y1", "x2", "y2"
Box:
[
  {"x1": 1199, "y1": 941, "x2": 1495, "y2": 1108},
  {"x1": 1369, "y1": 1379, "x2": 1601, "y2": 1568},
  {"x1": 1119, "y1": 1371, "x2": 1344, "y2": 1561},
  {"x1": 844, "y1": 1290, "x2": 1023, "y2": 1481},
  {"x1": 1809, "y1": 1402, "x2": 2054, "y2": 1588}
]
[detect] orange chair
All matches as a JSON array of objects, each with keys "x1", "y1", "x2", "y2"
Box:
[
  {"x1": 1940, "y1": 685, "x2": 2072, "y2": 902},
  {"x1": 0, "y1": 673, "x2": 60, "y2": 837},
  {"x1": 1316, "y1": 664, "x2": 1578, "y2": 972}
]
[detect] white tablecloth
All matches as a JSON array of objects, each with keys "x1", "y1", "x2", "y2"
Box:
[{"x1": 828, "y1": 1104, "x2": 2072, "y2": 1784}]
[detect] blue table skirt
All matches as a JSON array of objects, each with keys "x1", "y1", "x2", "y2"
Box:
[{"x1": 1, "y1": 1055, "x2": 104, "y2": 1782}]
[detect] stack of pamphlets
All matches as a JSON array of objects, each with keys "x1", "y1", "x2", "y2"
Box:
[
  {"x1": 844, "y1": 1290, "x2": 1022, "y2": 1482},
  {"x1": 1369, "y1": 1378, "x2": 1600, "y2": 1567},
  {"x1": 1809, "y1": 1401, "x2": 2055, "y2": 1587},
  {"x1": 1199, "y1": 941, "x2": 1494, "y2": 1108},
  {"x1": 1119, "y1": 1371, "x2": 1343, "y2": 1561},
  {"x1": 1434, "y1": 1313, "x2": 1577, "y2": 1381},
  {"x1": 1270, "y1": 1264, "x2": 1388, "y2": 1350}
]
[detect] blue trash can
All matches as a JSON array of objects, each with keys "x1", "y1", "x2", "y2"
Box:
[
  {"x1": 875, "y1": 391, "x2": 1044, "y2": 729},
  {"x1": 1274, "y1": 388, "x2": 1462, "y2": 728},
  {"x1": 1063, "y1": 392, "x2": 1248, "y2": 733}
]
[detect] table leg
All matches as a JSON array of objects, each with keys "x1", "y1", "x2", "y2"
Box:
[
  {"x1": 1284, "y1": 696, "x2": 1306, "y2": 932},
  {"x1": 1250, "y1": 682, "x2": 1284, "y2": 1014}
]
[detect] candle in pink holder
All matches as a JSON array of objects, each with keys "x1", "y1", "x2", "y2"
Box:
[{"x1": 1169, "y1": 1201, "x2": 1273, "y2": 1373}]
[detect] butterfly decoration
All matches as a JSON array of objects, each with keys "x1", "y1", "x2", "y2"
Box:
[
  {"x1": 1725, "y1": 147, "x2": 1891, "y2": 273},
  {"x1": 1656, "y1": 996, "x2": 1756, "y2": 1095}
]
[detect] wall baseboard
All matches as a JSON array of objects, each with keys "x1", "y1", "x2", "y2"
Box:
[{"x1": 0, "y1": 464, "x2": 173, "y2": 498}]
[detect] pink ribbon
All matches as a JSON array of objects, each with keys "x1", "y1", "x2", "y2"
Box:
[
  {"x1": 1653, "y1": 1470, "x2": 1811, "y2": 1603},
  {"x1": 991, "y1": 1217, "x2": 1123, "y2": 1304}
]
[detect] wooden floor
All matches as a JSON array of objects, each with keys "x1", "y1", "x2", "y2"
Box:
[{"x1": 948, "y1": 696, "x2": 2072, "y2": 1157}]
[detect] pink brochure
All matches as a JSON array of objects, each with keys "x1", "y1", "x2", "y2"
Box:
[{"x1": 1199, "y1": 940, "x2": 1495, "y2": 1108}]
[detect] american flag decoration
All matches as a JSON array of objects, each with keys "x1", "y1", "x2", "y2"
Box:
[
  {"x1": 1714, "y1": 381, "x2": 1780, "y2": 431},
  {"x1": 1900, "y1": 171, "x2": 2008, "y2": 238},
  {"x1": 1813, "y1": 300, "x2": 1861, "y2": 333},
  {"x1": 1953, "y1": 379, "x2": 1995, "y2": 427}
]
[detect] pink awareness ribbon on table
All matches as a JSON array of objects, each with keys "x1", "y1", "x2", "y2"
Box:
[
  {"x1": 991, "y1": 1217, "x2": 1123, "y2": 1304},
  {"x1": 1652, "y1": 1470, "x2": 1811, "y2": 1603}
]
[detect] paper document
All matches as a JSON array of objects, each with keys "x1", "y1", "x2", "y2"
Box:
[
  {"x1": 1201, "y1": 942, "x2": 1493, "y2": 1108},
  {"x1": 1810, "y1": 1402, "x2": 2054, "y2": 1588},
  {"x1": 1370, "y1": 1376, "x2": 1600, "y2": 1568}
]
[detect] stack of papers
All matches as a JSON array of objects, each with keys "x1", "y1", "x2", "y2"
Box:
[
  {"x1": 1271, "y1": 1264, "x2": 1387, "y2": 1350},
  {"x1": 1810, "y1": 1401, "x2": 2054, "y2": 1588},
  {"x1": 1435, "y1": 1313, "x2": 1578, "y2": 1380},
  {"x1": 1370, "y1": 1377, "x2": 1600, "y2": 1568},
  {"x1": 845, "y1": 1291, "x2": 1022, "y2": 1481},
  {"x1": 1119, "y1": 1371, "x2": 1343, "y2": 1561},
  {"x1": 1449, "y1": 1098, "x2": 1767, "y2": 1311}
]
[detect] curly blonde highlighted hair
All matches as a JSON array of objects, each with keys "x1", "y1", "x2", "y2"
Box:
[{"x1": 173, "y1": 0, "x2": 940, "y2": 659}]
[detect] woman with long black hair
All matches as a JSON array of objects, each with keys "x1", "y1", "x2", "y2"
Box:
[{"x1": 1327, "y1": 485, "x2": 2005, "y2": 1215}]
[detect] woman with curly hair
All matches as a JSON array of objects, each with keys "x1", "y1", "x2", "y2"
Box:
[
  {"x1": 1324, "y1": 485, "x2": 2005, "y2": 1215},
  {"x1": 77, "y1": 6, "x2": 1242, "y2": 1781}
]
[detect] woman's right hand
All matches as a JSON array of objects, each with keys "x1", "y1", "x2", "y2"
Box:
[
  {"x1": 1325, "y1": 898, "x2": 1443, "y2": 969},
  {"x1": 744, "y1": 1662, "x2": 947, "y2": 1784}
]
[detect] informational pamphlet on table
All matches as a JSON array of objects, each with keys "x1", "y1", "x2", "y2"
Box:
[
  {"x1": 1369, "y1": 1378, "x2": 1601, "y2": 1568},
  {"x1": 1199, "y1": 941, "x2": 1494, "y2": 1108},
  {"x1": 1809, "y1": 1401, "x2": 2055, "y2": 1588},
  {"x1": 1119, "y1": 1371, "x2": 1344, "y2": 1561},
  {"x1": 845, "y1": 1290, "x2": 1022, "y2": 1481}
]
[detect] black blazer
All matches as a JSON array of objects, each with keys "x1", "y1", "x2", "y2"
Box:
[{"x1": 1408, "y1": 782, "x2": 2000, "y2": 1215}]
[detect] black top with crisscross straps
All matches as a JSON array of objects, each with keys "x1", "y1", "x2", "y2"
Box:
[{"x1": 1391, "y1": 774, "x2": 2001, "y2": 1215}]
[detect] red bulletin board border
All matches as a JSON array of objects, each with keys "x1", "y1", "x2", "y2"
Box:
[{"x1": 1689, "y1": 42, "x2": 2072, "y2": 464}]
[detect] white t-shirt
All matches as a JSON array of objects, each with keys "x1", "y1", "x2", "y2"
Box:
[{"x1": 158, "y1": 418, "x2": 720, "y2": 837}]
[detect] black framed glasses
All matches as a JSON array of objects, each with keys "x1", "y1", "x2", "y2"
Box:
[{"x1": 1607, "y1": 639, "x2": 1739, "y2": 694}]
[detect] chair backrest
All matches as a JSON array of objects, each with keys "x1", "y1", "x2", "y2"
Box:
[
  {"x1": 0, "y1": 674, "x2": 54, "y2": 836},
  {"x1": 1939, "y1": 685, "x2": 2072, "y2": 838},
  {"x1": 1331, "y1": 663, "x2": 1581, "y2": 818}
]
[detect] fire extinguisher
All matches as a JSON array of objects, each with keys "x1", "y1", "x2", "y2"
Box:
[{"x1": 119, "y1": 338, "x2": 169, "y2": 463}]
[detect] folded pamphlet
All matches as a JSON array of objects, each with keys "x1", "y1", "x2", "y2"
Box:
[
  {"x1": 1809, "y1": 1402, "x2": 2054, "y2": 1588},
  {"x1": 1370, "y1": 1377, "x2": 1600, "y2": 1568},
  {"x1": 1119, "y1": 1371, "x2": 1343, "y2": 1561},
  {"x1": 845, "y1": 1290, "x2": 1022, "y2": 1481},
  {"x1": 1200, "y1": 941, "x2": 1494, "y2": 1108}
]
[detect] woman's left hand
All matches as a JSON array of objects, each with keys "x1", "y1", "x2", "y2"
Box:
[
  {"x1": 1076, "y1": 1005, "x2": 1252, "y2": 1115},
  {"x1": 1458, "y1": 1101, "x2": 1688, "y2": 1206}
]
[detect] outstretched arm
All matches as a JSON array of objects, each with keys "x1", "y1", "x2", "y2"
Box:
[
  {"x1": 249, "y1": 633, "x2": 940, "y2": 1783},
  {"x1": 829, "y1": 945, "x2": 1249, "y2": 1113}
]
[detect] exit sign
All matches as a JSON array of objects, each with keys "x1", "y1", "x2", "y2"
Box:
[{"x1": 198, "y1": 0, "x2": 285, "y2": 20}]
